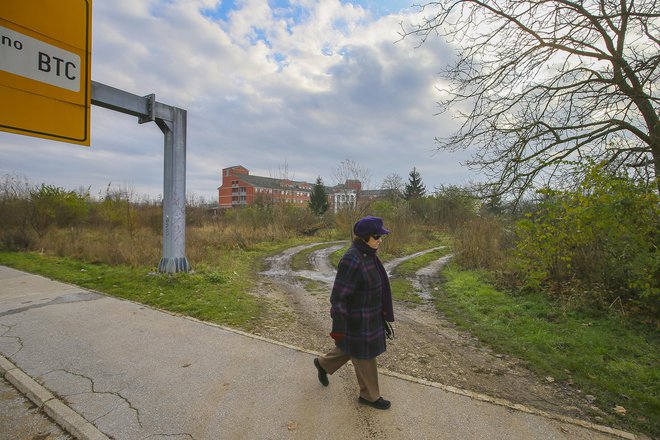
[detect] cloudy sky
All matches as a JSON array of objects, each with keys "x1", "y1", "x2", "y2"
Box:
[{"x1": 0, "y1": 0, "x2": 478, "y2": 202}]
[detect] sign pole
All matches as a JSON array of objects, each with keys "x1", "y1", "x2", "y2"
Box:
[
  {"x1": 156, "y1": 107, "x2": 189, "y2": 273},
  {"x1": 91, "y1": 81, "x2": 190, "y2": 273}
]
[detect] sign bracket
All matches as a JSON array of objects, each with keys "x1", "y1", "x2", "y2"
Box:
[
  {"x1": 138, "y1": 94, "x2": 155, "y2": 124},
  {"x1": 91, "y1": 81, "x2": 190, "y2": 273}
]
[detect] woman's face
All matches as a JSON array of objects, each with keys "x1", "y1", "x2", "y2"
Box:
[{"x1": 366, "y1": 235, "x2": 383, "y2": 250}]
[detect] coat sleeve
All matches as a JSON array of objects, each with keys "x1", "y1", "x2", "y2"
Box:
[{"x1": 330, "y1": 251, "x2": 361, "y2": 336}]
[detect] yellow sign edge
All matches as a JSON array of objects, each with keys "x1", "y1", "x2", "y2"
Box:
[{"x1": 0, "y1": 0, "x2": 92, "y2": 145}]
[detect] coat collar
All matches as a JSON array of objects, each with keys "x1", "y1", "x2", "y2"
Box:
[{"x1": 353, "y1": 238, "x2": 377, "y2": 256}]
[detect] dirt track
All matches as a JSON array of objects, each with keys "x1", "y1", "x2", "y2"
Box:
[{"x1": 250, "y1": 242, "x2": 606, "y2": 423}]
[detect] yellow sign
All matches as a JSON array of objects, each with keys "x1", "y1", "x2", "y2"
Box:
[{"x1": 0, "y1": 0, "x2": 92, "y2": 146}]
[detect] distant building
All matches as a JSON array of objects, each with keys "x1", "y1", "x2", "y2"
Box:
[
  {"x1": 218, "y1": 166, "x2": 312, "y2": 209},
  {"x1": 217, "y1": 165, "x2": 386, "y2": 211}
]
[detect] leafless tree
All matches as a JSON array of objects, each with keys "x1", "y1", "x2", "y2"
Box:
[
  {"x1": 332, "y1": 159, "x2": 372, "y2": 232},
  {"x1": 269, "y1": 159, "x2": 297, "y2": 207},
  {"x1": 332, "y1": 158, "x2": 372, "y2": 205},
  {"x1": 381, "y1": 172, "x2": 405, "y2": 201},
  {"x1": 333, "y1": 158, "x2": 371, "y2": 187},
  {"x1": 401, "y1": 0, "x2": 659, "y2": 200},
  {"x1": 0, "y1": 173, "x2": 31, "y2": 200}
]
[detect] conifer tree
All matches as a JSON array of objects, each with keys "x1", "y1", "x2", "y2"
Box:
[
  {"x1": 308, "y1": 176, "x2": 329, "y2": 215},
  {"x1": 403, "y1": 167, "x2": 426, "y2": 200}
]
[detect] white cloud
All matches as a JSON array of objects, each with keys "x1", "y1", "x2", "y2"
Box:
[{"x1": 0, "y1": 0, "x2": 478, "y2": 202}]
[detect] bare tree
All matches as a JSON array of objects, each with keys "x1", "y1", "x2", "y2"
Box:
[
  {"x1": 333, "y1": 158, "x2": 372, "y2": 189},
  {"x1": 402, "y1": 0, "x2": 659, "y2": 200},
  {"x1": 269, "y1": 159, "x2": 296, "y2": 207},
  {"x1": 331, "y1": 159, "x2": 372, "y2": 236},
  {"x1": 332, "y1": 158, "x2": 372, "y2": 211},
  {"x1": 381, "y1": 173, "x2": 405, "y2": 201}
]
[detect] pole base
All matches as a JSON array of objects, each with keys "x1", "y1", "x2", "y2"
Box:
[{"x1": 157, "y1": 257, "x2": 191, "y2": 273}]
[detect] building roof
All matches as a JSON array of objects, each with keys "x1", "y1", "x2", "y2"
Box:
[
  {"x1": 239, "y1": 174, "x2": 311, "y2": 191},
  {"x1": 220, "y1": 165, "x2": 385, "y2": 197},
  {"x1": 361, "y1": 189, "x2": 387, "y2": 196}
]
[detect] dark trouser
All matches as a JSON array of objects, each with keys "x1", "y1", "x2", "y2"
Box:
[{"x1": 318, "y1": 346, "x2": 380, "y2": 402}]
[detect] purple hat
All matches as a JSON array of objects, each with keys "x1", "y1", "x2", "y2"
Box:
[{"x1": 353, "y1": 216, "x2": 390, "y2": 237}]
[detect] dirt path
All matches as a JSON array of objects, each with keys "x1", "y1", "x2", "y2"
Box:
[{"x1": 251, "y1": 242, "x2": 603, "y2": 424}]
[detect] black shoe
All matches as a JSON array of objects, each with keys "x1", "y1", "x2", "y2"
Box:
[
  {"x1": 314, "y1": 358, "x2": 329, "y2": 386},
  {"x1": 358, "y1": 396, "x2": 391, "y2": 410}
]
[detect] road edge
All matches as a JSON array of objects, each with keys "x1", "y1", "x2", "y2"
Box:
[{"x1": 0, "y1": 355, "x2": 109, "y2": 440}]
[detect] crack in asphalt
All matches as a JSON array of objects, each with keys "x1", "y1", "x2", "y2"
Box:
[
  {"x1": 0, "y1": 292, "x2": 103, "y2": 318},
  {"x1": 40, "y1": 368, "x2": 142, "y2": 428},
  {"x1": 0, "y1": 323, "x2": 24, "y2": 357},
  {"x1": 145, "y1": 434, "x2": 195, "y2": 439}
]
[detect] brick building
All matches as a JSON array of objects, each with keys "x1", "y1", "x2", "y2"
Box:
[
  {"x1": 218, "y1": 165, "x2": 384, "y2": 211},
  {"x1": 218, "y1": 166, "x2": 313, "y2": 208}
]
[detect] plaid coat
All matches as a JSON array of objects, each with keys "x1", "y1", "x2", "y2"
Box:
[{"x1": 330, "y1": 242, "x2": 388, "y2": 359}]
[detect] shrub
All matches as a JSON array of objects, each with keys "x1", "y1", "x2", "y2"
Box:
[
  {"x1": 453, "y1": 215, "x2": 509, "y2": 270},
  {"x1": 512, "y1": 164, "x2": 659, "y2": 316},
  {"x1": 28, "y1": 184, "x2": 89, "y2": 237},
  {"x1": 92, "y1": 185, "x2": 135, "y2": 231},
  {"x1": 0, "y1": 228, "x2": 35, "y2": 251},
  {"x1": 407, "y1": 185, "x2": 479, "y2": 228}
]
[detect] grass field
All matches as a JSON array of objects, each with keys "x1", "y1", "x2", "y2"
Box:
[{"x1": 434, "y1": 265, "x2": 659, "y2": 436}]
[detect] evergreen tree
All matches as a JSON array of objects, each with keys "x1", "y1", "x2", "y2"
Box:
[
  {"x1": 403, "y1": 167, "x2": 426, "y2": 200},
  {"x1": 308, "y1": 176, "x2": 329, "y2": 215}
]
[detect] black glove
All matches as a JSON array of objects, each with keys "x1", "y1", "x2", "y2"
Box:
[{"x1": 384, "y1": 321, "x2": 394, "y2": 340}]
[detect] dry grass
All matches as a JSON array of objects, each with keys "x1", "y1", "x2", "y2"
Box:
[
  {"x1": 452, "y1": 216, "x2": 509, "y2": 270},
  {"x1": 39, "y1": 227, "x2": 161, "y2": 267}
]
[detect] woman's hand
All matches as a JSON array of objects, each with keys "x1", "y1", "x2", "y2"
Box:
[{"x1": 330, "y1": 332, "x2": 345, "y2": 342}]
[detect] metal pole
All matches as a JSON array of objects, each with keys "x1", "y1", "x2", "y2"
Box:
[
  {"x1": 156, "y1": 108, "x2": 189, "y2": 273},
  {"x1": 91, "y1": 81, "x2": 190, "y2": 273}
]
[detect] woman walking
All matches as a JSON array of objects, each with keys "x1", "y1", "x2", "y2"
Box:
[{"x1": 313, "y1": 215, "x2": 395, "y2": 410}]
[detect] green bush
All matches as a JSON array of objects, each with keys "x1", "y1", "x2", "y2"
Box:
[
  {"x1": 29, "y1": 184, "x2": 89, "y2": 237},
  {"x1": 512, "y1": 164, "x2": 659, "y2": 316},
  {"x1": 407, "y1": 185, "x2": 479, "y2": 228},
  {"x1": 91, "y1": 186, "x2": 135, "y2": 231}
]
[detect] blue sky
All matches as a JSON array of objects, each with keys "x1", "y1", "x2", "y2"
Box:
[
  {"x1": 345, "y1": 0, "x2": 413, "y2": 15},
  {"x1": 207, "y1": 1, "x2": 412, "y2": 21},
  {"x1": 0, "y1": 0, "x2": 474, "y2": 202}
]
